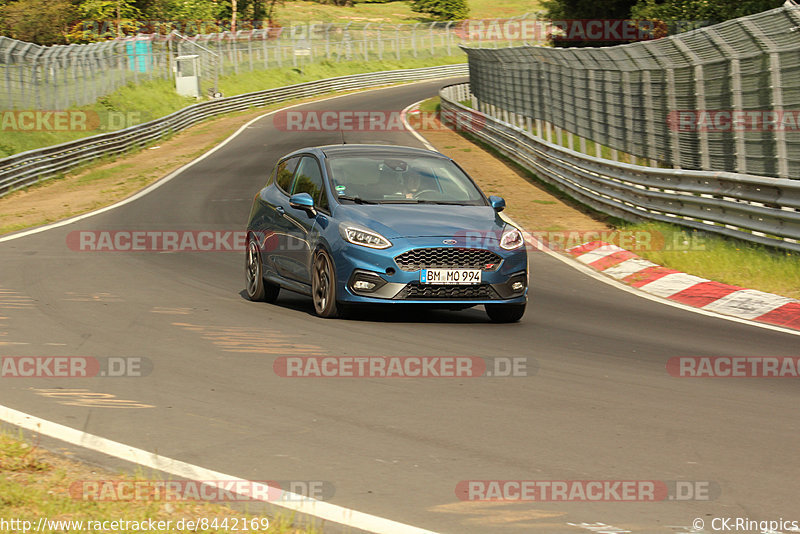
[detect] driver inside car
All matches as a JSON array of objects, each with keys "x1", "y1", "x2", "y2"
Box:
[{"x1": 402, "y1": 170, "x2": 423, "y2": 198}]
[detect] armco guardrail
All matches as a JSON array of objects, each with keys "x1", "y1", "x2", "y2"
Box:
[
  {"x1": 440, "y1": 83, "x2": 800, "y2": 253},
  {"x1": 0, "y1": 64, "x2": 467, "y2": 198}
]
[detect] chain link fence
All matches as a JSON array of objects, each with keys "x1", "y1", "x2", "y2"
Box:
[
  {"x1": 1, "y1": 36, "x2": 173, "y2": 110},
  {"x1": 0, "y1": 15, "x2": 537, "y2": 111},
  {"x1": 464, "y1": 4, "x2": 800, "y2": 179}
]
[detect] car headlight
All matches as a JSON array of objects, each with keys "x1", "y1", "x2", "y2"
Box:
[
  {"x1": 340, "y1": 224, "x2": 392, "y2": 249},
  {"x1": 500, "y1": 226, "x2": 524, "y2": 250}
]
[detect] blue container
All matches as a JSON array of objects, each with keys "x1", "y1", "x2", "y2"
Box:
[{"x1": 126, "y1": 39, "x2": 152, "y2": 72}]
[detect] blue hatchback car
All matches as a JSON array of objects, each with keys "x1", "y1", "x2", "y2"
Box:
[{"x1": 245, "y1": 145, "x2": 528, "y2": 322}]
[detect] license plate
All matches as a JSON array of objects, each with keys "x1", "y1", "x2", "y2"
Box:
[{"x1": 421, "y1": 269, "x2": 481, "y2": 285}]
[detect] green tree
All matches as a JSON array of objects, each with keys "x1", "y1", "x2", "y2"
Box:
[
  {"x1": 262, "y1": 0, "x2": 284, "y2": 22},
  {"x1": 142, "y1": 0, "x2": 226, "y2": 34},
  {"x1": 67, "y1": 0, "x2": 143, "y2": 41},
  {"x1": 0, "y1": 0, "x2": 76, "y2": 44},
  {"x1": 147, "y1": 0, "x2": 220, "y2": 20},
  {"x1": 631, "y1": 0, "x2": 784, "y2": 27},
  {"x1": 411, "y1": 0, "x2": 469, "y2": 20},
  {"x1": 312, "y1": 0, "x2": 354, "y2": 6},
  {"x1": 542, "y1": 0, "x2": 639, "y2": 46}
]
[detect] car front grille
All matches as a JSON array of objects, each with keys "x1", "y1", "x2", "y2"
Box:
[
  {"x1": 394, "y1": 247, "x2": 502, "y2": 271},
  {"x1": 395, "y1": 283, "x2": 500, "y2": 300}
]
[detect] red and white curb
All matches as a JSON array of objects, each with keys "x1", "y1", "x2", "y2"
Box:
[{"x1": 566, "y1": 241, "x2": 800, "y2": 331}]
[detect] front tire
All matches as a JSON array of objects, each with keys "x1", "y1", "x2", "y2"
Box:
[
  {"x1": 312, "y1": 249, "x2": 340, "y2": 318},
  {"x1": 246, "y1": 237, "x2": 279, "y2": 303},
  {"x1": 485, "y1": 303, "x2": 526, "y2": 323}
]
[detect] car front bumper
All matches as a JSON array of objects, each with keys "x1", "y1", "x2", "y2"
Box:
[{"x1": 331, "y1": 237, "x2": 529, "y2": 305}]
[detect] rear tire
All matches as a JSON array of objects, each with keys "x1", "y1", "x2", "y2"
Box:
[
  {"x1": 312, "y1": 249, "x2": 340, "y2": 318},
  {"x1": 485, "y1": 303, "x2": 526, "y2": 323},
  {"x1": 246, "y1": 237, "x2": 280, "y2": 303}
]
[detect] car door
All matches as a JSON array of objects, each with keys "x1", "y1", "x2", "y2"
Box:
[
  {"x1": 256, "y1": 156, "x2": 300, "y2": 281},
  {"x1": 283, "y1": 155, "x2": 330, "y2": 284}
]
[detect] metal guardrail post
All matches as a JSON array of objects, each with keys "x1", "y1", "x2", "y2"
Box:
[
  {"x1": 247, "y1": 31, "x2": 254, "y2": 71},
  {"x1": 262, "y1": 31, "x2": 269, "y2": 69},
  {"x1": 621, "y1": 69, "x2": 634, "y2": 159},
  {"x1": 31, "y1": 48, "x2": 44, "y2": 110},
  {"x1": 394, "y1": 25, "x2": 401, "y2": 60},
  {"x1": 2, "y1": 40, "x2": 15, "y2": 109},
  {"x1": 741, "y1": 19, "x2": 790, "y2": 179},
  {"x1": 446, "y1": 21, "x2": 454, "y2": 55},
  {"x1": 377, "y1": 24, "x2": 383, "y2": 60},
  {"x1": 705, "y1": 28, "x2": 748, "y2": 174},
  {"x1": 364, "y1": 23, "x2": 371, "y2": 61},
  {"x1": 642, "y1": 43, "x2": 682, "y2": 170},
  {"x1": 673, "y1": 39, "x2": 710, "y2": 170},
  {"x1": 640, "y1": 69, "x2": 657, "y2": 166}
]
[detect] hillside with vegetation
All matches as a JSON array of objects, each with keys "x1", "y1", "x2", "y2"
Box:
[{"x1": 0, "y1": 0, "x2": 537, "y2": 45}]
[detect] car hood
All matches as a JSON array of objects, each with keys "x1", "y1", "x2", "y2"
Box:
[{"x1": 334, "y1": 204, "x2": 508, "y2": 239}]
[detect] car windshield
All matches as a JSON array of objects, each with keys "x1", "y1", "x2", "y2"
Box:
[{"x1": 325, "y1": 155, "x2": 486, "y2": 205}]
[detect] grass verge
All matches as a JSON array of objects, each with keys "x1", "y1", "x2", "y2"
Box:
[
  {"x1": 0, "y1": 430, "x2": 316, "y2": 533},
  {"x1": 273, "y1": 0, "x2": 539, "y2": 24},
  {"x1": 619, "y1": 222, "x2": 800, "y2": 300}
]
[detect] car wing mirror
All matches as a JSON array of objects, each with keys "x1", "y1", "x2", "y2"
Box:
[
  {"x1": 289, "y1": 192, "x2": 317, "y2": 217},
  {"x1": 489, "y1": 195, "x2": 506, "y2": 212}
]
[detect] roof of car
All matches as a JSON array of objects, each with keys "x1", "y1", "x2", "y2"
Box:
[{"x1": 317, "y1": 144, "x2": 447, "y2": 159}]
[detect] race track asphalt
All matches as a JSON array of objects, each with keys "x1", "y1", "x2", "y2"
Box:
[{"x1": 1, "y1": 78, "x2": 798, "y2": 533}]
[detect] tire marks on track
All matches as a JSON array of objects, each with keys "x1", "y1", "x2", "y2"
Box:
[
  {"x1": 172, "y1": 322, "x2": 326, "y2": 355},
  {"x1": 0, "y1": 285, "x2": 34, "y2": 346},
  {"x1": 29, "y1": 388, "x2": 155, "y2": 409},
  {"x1": 0, "y1": 286, "x2": 35, "y2": 310}
]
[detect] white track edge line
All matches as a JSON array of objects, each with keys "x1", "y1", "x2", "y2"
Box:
[
  {"x1": 0, "y1": 405, "x2": 438, "y2": 534},
  {"x1": 401, "y1": 100, "x2": 437, "y2": 151}
]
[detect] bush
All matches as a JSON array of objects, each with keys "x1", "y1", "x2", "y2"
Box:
[{"x1": 411, "y1": 0, "x2": 469, "y2": 20}]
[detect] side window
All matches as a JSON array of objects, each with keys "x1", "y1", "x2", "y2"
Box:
[
  {"x1": 275, "y1": 156, "x2": 300, "y2": 194},
  {"x1": 292, "y1": 156, "x2": 329, "y2": 211}
]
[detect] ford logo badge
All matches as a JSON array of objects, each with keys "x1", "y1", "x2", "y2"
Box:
[{"x1": 442, "y1": 239, "x2": 457, "y2": 245}]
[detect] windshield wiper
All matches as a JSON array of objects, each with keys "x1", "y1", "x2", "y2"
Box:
[
  {"x1": 387, "y1": 199, "x2": 469, "y2": 205},
  {"x1": 337, "y1": 195, "x2": 378, "y2": 204}
]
